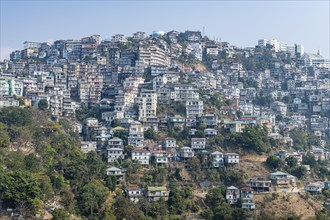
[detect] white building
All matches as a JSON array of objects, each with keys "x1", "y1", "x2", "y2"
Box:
[
  {"x1": 271, "y1": 101, "x2": 287, "y2": 116},
  {"x1": 162, "y1": 138, "x2": 177, "y2": 149},
  {"x1": 211, "y1": 151, "x2": 224, "y2": 167},
  {"x1": 186, "y1": 100, "x2": 204, "y2": 118},
  {"x1": 191, "y1": 138, "x2": 206, "y2": 150},
  {"x1": 112, "y1": 34, "x2": 127, "y2": 42},
  {"x1": 224, "y1": 153, "x2": 240, "y2": 167},
  {"x1": 108, "y1": 137, "x2": 124, "y2": 148},
  {"x1": 135, "y1": 90, "x2": 157, "y2": 122},
  {"x1": 301, "y1": 53, "x2": 330, "y2": 69},
  {"x1": 172, "y1": 84, "x2": 199, "y2": 101},
  {"x1": 80, "y1": 141, "x2": 97, "y2": 153},
  {"x1": 132, "y1": 149, "x2": 150, "y2": 165},
  {"x1": 133, "y1": 31, "x2": 148, "y2": 40},
  {"x1": 226, "y1": 186, "x2": 240, "y2": 204},
  {"x1": 107, "y1": 147, "x2": 124, "y2": 163}
]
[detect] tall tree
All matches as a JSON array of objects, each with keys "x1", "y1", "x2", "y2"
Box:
[
  {"x1": 38, "y1": 99, "x2": 49, "y2": 111},
  {"x1": 0, "y1": 123, "x2": 10, "y2": 148},
  {"x1": 78, "y1": 180, "x2": 109, "y2": 217}
]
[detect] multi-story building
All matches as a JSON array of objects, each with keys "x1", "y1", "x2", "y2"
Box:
[
  {"x1": 146, "y1": 186, "x2": 169, "y2": 202},
  {"x1": 211, "y1": 151, "x2": 224, "y2": 168},
  {"x1": 132, "y1": 149, "x2": 150, "y2": 165},
  {"x1": 111, "y1": 34, "x2": 127, "y2": 43},
  {"x1": 108, "y1": 137, "x2": 124, "y2": 148},
  {"x1": 171, "y1": 84, "x2": 199, "y2": 101},
  {"x1": 240, "y1": 187, "x2": 255, "y2": 210},
  {"x1": 191, "y1": 138, "x2": 206, "y2": 150},
  {"x1": 135, "y1": 90, "x2": 157, "y2": 122},
  {"x1": 107, "y1": 147, "x2": 124, "y2": 163},
  {"x1": 186, "y1": 100, "x2": 203, "y2": 118},
  {"x1": 133, "y1": 31, "x2": 148, "y2": 40},
  {"x1": 247, "y1": 177, "x2": 272, "y2": 192},
  {"x1": 80, "y1": 141, "x2": 97, "y2": 153},
  {"x1": 162, "y1": 138, "x2": 177, "y2": 149},
  {"x1": 226, "y1": 186, "x2": 240, "y2": 204},
  {"x1": 138, "y1": 45, "x2": 169, "y2": 67},
  {"x1": 224, "y1": 153, "x2": 240, "y2": 167}
]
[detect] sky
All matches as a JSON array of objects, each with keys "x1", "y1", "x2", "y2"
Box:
[{"x1": 0, "y1": 0, "x2": 329, "y2": 60}]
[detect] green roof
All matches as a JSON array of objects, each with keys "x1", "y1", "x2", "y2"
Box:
[
  {"x1": 112, "y1": 126, "x2": 125, "y2": 131},
  {"x1": 148, "y1": 186, "x2": 167, "y2": 191}
]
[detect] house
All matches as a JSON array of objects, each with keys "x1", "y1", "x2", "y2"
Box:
[
  {"x1": 145, "y1": 116, "x2": 159, "y2": 132},
  {"x1": 128, "y1": 133, "x2": 144, "y2": 148},
  {"x1": 108, "y1": 137, "x2": 124, "y2": 148},
  {"x1": 186, "y1": 100, "x2": 204, "y2": 118},
  {"x1": 80, "y1": 141, "x2": 97, "y2": 153},
  {"x1": 180, "y1": 147, "x2": 194, "y2": 162},
  {"x1": 226, "y1": 186, "x2": 240, "y2": 205},
  {"x1": 269, "y1": 171, "x2": 296, "y2": 188},
  {"x1": 202, "y1": 114, "x2": 218, "y2": 128},
  {"x1": 132, "y1": 149, "x2": 150, "y2": 165},
  {"x1": 162, "y1": 138, "x2": 177, "y2": 149},
  {"x1": 240, "y1": 186, "x2": 255, "y2": 210},
  {"x1": 126, "y1": 187, "x2": 144, "y2": 203},
  {"x1": 106, "y1": 167, "x2": 125, "y2": 184},
  {"x1": 146, "y1": 186, "x2": 169, "y2": 202},
  {"x1": 204, "y1": 128, "x2": 217, "y2": 137},
  {"x1": 304, "y1": 182, "x2": 323, "y2": 194},
  {"x1": 211, "y1": 151, "x2": 224, "y2": 168},
  {"x1": 271, "y1": 101, "x2": 287, "y2": 116},
  {"x1": 191, "y1": 138, "x2": 206, "y2": 150},
  {"x1": 223, "y1": 120, "x2": 250, "y2": 133},
  {"x1": 135, "y1": 90, "x2": 157, "y2": 122},
  {"x1": 169, "y1": 115, "x2": 186, "y2": 130},
  {"x1": 247, "y1": 177, "x2": 272, "y2": 192},
  {"x1": 151, "y1": 151, "x2": 169, "y2": 165},
  {"x1": 224, "y1": 153, "x2": 239, "y2": 167},
  {"x1": 107, "y1": 147, "x2": 124, "y2": 163},
  {"x1": 325, "y1": 198, "x2": 330, "y2": 210}
]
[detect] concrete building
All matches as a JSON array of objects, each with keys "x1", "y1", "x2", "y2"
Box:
[
  {"x1": 191, "y1": 138, "x2": 206, "y2": 150},
  {"x1": 132, "y1": 149, "x2": 150, "y2": 165},
  {"x1": 211, "y1": 151, "x2": 224, "y2": 168},
  {"x1": 186, "y1": 100, "x2": 204, "y2": 118},
  {"x1": 107, "y1": 147, "x2": 124, "y2": 163},
  {"x1": 135, "y1": 90, "x2": 157, "y2": 122}
]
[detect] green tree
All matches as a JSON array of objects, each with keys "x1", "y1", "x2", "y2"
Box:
[
  {"x1": 111, "y1": 118, "x2": 121, "y2": 128},
  {"x1": 266, "y1": 155, "x2": 284, "y2": 170},
  {"x1": 291, "y1": 166, "x2": 307, "y2": 179},
  {"x1": 78, "y1": 180, "x2": 109, "y2": 217},
  {"x1": 105, "y1": 175, "x2": 117, "y2": 191},
  {"x1": 168, "y1": 187, "x2": 185, "y2": 214},
  {"x1": 0, "y1": 107, "x2": 33, "y2": 127},
  {"x1": 144, "y1": 127, "x2": 158, "y2": 140},
  {"x1": 18, "y1": 99, "x2": 25, "y2": 106},
  {"x1": 285, "y1": 156, "x2": 298, "y2": 169},
  {"x1": 51, "y1": 208, "x2": 70, "y2": 220},
  {"x1": 38, "y1": 99, "x2": 48, "y2": 111},
  {"x1": 0, "y1": 123, "x2": 10, "y2": 148},
  {"x1": 113, "y1": 196, "x2": 148, "y2": 220},
  {"x1": 290, "y1": 129, "x2": 308, "y2": 150},
  {"x1": 302, "y1": 152, "x2": 316, "y2": 168},
  {"x1": 113, "y1": 130, "x2": 128, "y2": 144},
  {"x1": 85, "y1": 151, "x2": 106, "y2": 181},
  {"x1": 24, "y1": 153, "x2": 42, "y2": 173},
  {"x1": 0, "y1": 170, "x2": 42, "y2": 208}
]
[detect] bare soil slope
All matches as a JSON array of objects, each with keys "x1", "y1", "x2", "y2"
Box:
[{"x1": 254, "y1": 192, "x2": 323, "y2": 220}]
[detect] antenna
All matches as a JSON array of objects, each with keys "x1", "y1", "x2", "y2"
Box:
[{"x1": 203, "y1": 26, "x2": 205, "y2": 37}]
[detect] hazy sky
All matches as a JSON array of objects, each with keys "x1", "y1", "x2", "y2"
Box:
[{"x1": 1, "y1": 0, "x2": 329, "y2": 60}]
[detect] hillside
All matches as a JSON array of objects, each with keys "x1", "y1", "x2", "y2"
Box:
[{"x1": 255, "y1": 192, "x2": 324, "y2": 219}]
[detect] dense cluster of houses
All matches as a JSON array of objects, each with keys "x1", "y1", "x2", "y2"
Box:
[{"x1": 1, "y1": 30, "x2": 329, "y2": 209}]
